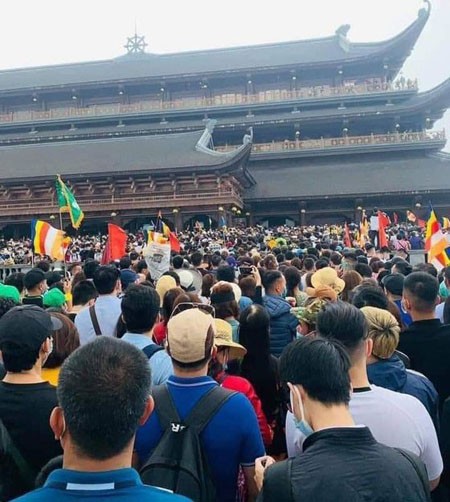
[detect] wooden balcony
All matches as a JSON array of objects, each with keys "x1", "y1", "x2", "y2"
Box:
[
  {"x1": 0, "y1": 79, "x2": 418, "y2": 126},
  {"x1": 0, "y1": 189, "x2": 243, "y2": 218},
  {"x1": 216, "y1": 130, "x2": 446, "y2": 156}
]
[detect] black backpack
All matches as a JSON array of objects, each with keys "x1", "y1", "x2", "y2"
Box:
[{"x1": 139, "y1": 384, "x2": 236, "y2": 501}]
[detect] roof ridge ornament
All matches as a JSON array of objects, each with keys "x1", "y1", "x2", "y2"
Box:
[
  {"x1": 419, "y1": 0, "x2": 431, "y2": 17},
  {"x1": 335, "y1": 24, "x2": 351, "y2": 39},
  {"x1": 124, "y1": 32, "x2": 148, "y2": 54}
]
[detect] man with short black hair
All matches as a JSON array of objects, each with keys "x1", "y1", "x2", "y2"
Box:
[
  {"x1": 0, "y1": 306, "x2": 63, "y2": 497},
  {"x1": 263, "y1": 270, "x2": 298, "y2": 356},
  {"x1": 352, "y1": 285, "x2": 389, "y2": 310},
  {"x1": 286, "y1": 301, "x2": 442, "y2": 491},
  {"x1": 83, "y1": 258, "x2": 100, "y2": 280},
  {"x1": 172, "y1": 255, "x2": 184, "y2": 271},
  {"x1": 75, "y1": 265, "x2": 122, "y2": 344},
  {"x1": 23, "y1": 268, "x2": 48, "y2": 307},
  {"x1": 135, "y1": 308, "x2": 264, "y2": 502},
  {"x1": 67, "y1": 280, "x2": 98, "y2": 321},
  {"x1": 392, "y1": 258, "x2": 413, "y2": 276},
  {"x1": 382, "y1": 273, "x2": 412, "y2": 326},
  {"x1": 399, "y1": 272, "x2": 450, "y2": 404},
  {"x1": 14, "y1": 337, "x2": 188, "y2": 501},
  {"x1": 217, "y1": 265, "x2": 236, "y2": 283},
  {"x1": 210, "y1": 254, "x2": 223, "y2": 276},
  {"x1": 257, "y1": 337, "x2": 431, "y2": 501},
  {"x1": 121, "y1": 285, "x2": 172, "y2": 385}
]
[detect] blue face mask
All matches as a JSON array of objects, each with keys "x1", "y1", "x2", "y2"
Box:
[
  {"x1": 282, "y1": 287, "x2": 287, "y2": 298},
  {"x1": 293, "y1": 415, "x2": 315, "y2": 437},
  {"x1": 291, "y1": 386, "x2": 314, "y2": 438}
]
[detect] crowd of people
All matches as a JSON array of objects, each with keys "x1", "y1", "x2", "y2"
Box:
[
  {"x1": 0, "y1": 220, "x2": 427, "y2": 266},
  {"x1": 2, "y1": 222, "x2": 450, "y2": 501}
]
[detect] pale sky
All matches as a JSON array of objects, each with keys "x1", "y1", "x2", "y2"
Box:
[{"x1": 0, "y1": 0, "x2": 448, "y2": 147}]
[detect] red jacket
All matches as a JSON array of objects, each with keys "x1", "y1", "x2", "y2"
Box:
[{"x1": 219, "y1": 372, "x2": 273, "y2": 447}]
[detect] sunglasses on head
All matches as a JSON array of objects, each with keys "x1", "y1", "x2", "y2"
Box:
[{"x1": 170, "y1": 302, "x2": 215, "y2": 320}]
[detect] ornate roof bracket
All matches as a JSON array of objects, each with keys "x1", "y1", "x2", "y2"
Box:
[{"x1": 195, "y1": 119, "x2": 253, "y2": 158}]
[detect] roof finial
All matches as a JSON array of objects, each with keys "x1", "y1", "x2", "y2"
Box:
[{"x1": 124, "y1": 25, "x2": 148, "y2": 55}]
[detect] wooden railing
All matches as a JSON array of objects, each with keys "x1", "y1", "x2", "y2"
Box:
[
  {"x1": 0, "y1": 79, "x2": 418, "y2": 125},
  {"x1": 0, "y1": 189, "x2": 243, "y2": 214},
  {"x1": 216, "y1": 130, "x2": 446, "y2": 154}
]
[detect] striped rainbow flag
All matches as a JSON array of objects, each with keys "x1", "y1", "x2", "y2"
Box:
[{"x1": 31, "y1": 220, "x2": 71, "y2": 261}]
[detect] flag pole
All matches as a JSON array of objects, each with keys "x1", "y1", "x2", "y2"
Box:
[{"x1": 58, "y1": 208, "x2": 69, "y2": 277}]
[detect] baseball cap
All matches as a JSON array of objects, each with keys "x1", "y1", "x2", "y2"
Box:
[
  {"x1": 382, "y1": 274, "x2": 405, "y2": 296},
  {"x1": 0, "y1": 283, "x2": 20, "y2": 303},
  {"x1": 0, "y1": 305, "x2": 62, "y2": 351},
  {"x1": 120, "y1": 269, "x2": 138, "y2": 291},
  {"x1": 167, "y1": 308, "x2": 215, "y2": 364},
  {"x1": 384, "y1": 256, "x2": 406, "y2": 270},
  {"x1": 43, "y1": 288, "x2": 66, "y2": 308},
  {"x1": 24, "y1": 268, "x2": 46, "y2": 290}
]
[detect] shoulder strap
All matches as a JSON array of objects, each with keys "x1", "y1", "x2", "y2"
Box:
[
  {"x1": 142, "y1": 344, "x2": 164, "y2": 360},
  {"x1": 89, "y1": 305, "x2": 102, "y2": 336},
  {"x1": 0, "y1": 418, "x2": 36, "y2": 487},
  {"x1": 262, "y1": 458, "x2": 293, "y2": 501},
  {"x1": 185, "y1": 385, "x2": 237, "y2": 433},
  {"x1": 394, "y1": 448, "x2": 431, "y2": 501},
  {"x1": 153, "y1": 384, "x2": 181, "y2": 430}
]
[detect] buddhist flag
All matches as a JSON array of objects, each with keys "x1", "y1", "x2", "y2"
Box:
[
  {"x1": 102, "y1": 223, "x2": 127, "y2": 264},
  {"x1": 55, "y1": 175, "x2": 84, "y2": 229},
  {"x1": 442, "y1": 217, "x2": 450, "y2": 230},
  {"x1": 31, "y1": 220, "x2": 71, "y2": 261},
  {"x1": 425, "y1": 206, "x2": 450, "y2": 271},
  {"x1": 153, "y1": 211, "x2": 180, "y2": 252}
]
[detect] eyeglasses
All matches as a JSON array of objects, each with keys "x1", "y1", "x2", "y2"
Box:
[{"x1": 170, "y1": 302, "x2": 215, "y2": 320}]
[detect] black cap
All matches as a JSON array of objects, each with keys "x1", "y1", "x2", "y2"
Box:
[
  {"x1": 24, "y1": 268, "x2": 46, "y2": 290},
  {"x1": 0, "y1": 305, "x2": 62, "y2": 351},
  {"x1": 382, "y1": 274, "x2": 405, "y2": 296},
  {"x1": 384, "y1": 256, "x2": 406, "y2": 270}
]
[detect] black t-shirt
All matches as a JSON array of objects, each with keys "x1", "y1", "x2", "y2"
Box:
[
  {"x1": 22, "y1": 296, "x2": 44, "y2": 308},
  {"x1": 0, "y1": 381, "x2": 62, "y2": 471}
]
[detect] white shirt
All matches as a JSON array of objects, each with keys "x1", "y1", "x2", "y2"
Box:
[
  {"x1": 75, "y1": 295, "x2": 122, "y2": 345},
  {"x1": 286, "y1": 384, "x2": 442, "y2": 481},
  {"x1": 435, "y1": 303, "x2": 444, "y2": 322},
  {"x1": 370, "y1": 215, "x2": 379, "y2": 231}
]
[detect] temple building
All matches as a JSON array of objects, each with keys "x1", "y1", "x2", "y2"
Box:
[{"x1": 0, "y1": 0, "x2": 449, "y2": 233}]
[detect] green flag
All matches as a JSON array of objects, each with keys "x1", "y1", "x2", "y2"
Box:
[{"x1": 55, "y1": 175, "x2": 84, "y2": 229}]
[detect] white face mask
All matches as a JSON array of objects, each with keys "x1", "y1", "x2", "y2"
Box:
[{"x1": 42, "y1": 337, "x2": 53, "y2": 365}]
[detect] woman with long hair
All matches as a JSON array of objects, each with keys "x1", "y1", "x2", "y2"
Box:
[
  {"x1": 239, "y1": 304, "x2": 285, "y2": 454},
  {"x1": 42, "y1": 312, "x2": 80, "y2": 386},
  {"x1": 209, "y1": 319, "x2": 272, "y2": 447},
  {"x1": 152, "y1": 287, "x2": 184, "y2": 345},
  {"x1": 284, "y1": 266, "x2": 308, "y2": 307},
  {"x1": 341, "y1": 270, "x2": 363, "y2": 303}
]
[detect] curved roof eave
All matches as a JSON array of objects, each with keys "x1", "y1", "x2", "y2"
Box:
[{"x1": 0, "y1": 4, "x2": 431, "y2": 93}]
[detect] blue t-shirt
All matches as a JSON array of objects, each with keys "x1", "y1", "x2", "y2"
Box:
[
  {"x1": 136, "y1": 376, "x2": 265, "y2": 502},
  {"x1": 12, "y1": 468, "x2": 190, "y2": 501}
]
